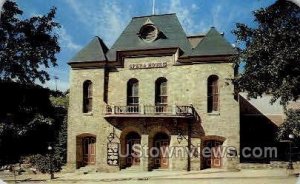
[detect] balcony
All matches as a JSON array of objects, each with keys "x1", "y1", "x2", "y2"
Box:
[{"x1": 104, "y1": 104, "x2": 200, "y2": 121}]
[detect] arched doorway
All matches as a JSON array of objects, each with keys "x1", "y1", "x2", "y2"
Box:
[
  {"x1": 76, "y1": 134, "x2": 96, "y2": 168},
  {"x1": 202, "y1": 138, "x2": 224, "y2": 169},
  {"x1": 153, "y1": 132, "x2": 170, "y2": 169},
  {"x1": 125, "y1": 132, "x2": 141, "y2": 167}
]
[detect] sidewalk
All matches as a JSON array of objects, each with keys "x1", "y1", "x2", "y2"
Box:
[
  {"x1": 1, "y1": 168, "x2": 299, "y2": 183},
  {"x1": 53, "y1": 168, "x2": 299, "y2": 182}
]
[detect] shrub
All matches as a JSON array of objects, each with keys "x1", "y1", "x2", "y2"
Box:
[{"x1": 29, "y1": 154, "x2": 61, "y2": 173}]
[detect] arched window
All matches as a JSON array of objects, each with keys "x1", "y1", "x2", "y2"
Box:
[
  {"x1": 127, "y1": 79, "x2": 139, "y2": 106},
  {"x1": 155, "y1": 77, "x2": 168, "y2": 106},
  {"x1": 83, "y1": 80, "x2": 93, "y2": 113},
  {"x1": 207, "y1": 75, "x2": 219, "y2": 112}
]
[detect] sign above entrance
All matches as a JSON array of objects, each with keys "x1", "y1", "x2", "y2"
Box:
[{"x1": 129, "y1": 62, "x2": 167, "y2": 70}]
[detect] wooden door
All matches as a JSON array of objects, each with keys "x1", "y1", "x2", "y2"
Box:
[
  {"x1": 203, "y1": 140, "x2": 222, "y2": 169},
  {"x1": 211, "y1": 141, "x2": 222, "y2": 168},
  {"x1": 160, "y1": 140, "x2": 169, "y2": 168},
  {"x1": 126, "y1": 139, "x2": 140, "y2": 166},
  {"x1": 83, "y1": 137, "x2": 96, "y2": 165},
  {"x1": 76, "y1": 137, "x2": 83, "y2": 168},
  {"x1": 203, "y1": 141, "x2": 212, "y2": 169},
  {"x1": 154, "y1": 140, "x2": 169, "y2": 169}
]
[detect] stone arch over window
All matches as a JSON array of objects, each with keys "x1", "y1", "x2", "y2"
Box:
[
  {"x1": 127, "y1": 78, "x2": 139, "y2": 106},
  {"x1": 155, "y1": 77, "x2": 168, "y2": 106},
  {"x1": 207, "y1": 75, "x2": 219, "y2": 113},
  {"x1": 83, "y1": 80, "x2": 93, "y2": 113}
]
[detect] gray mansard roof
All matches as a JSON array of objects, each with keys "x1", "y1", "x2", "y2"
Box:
[
  {"x1": 69, "y1": 13, "x2": 236, "y2": 64},
  {"x1": 106, "y1": 13, "x2": 192, "y2": 61}
]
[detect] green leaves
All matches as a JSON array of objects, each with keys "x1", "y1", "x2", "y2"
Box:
[
  {"x1": 233, "y1": 0, "x2": 300, "y2": 105},
  {"x1": 277, "y1": 109, "x2": 300, "y2": 141},
  {"x1": 0, "y1": 1, "x2": 60, "y2": 84}
]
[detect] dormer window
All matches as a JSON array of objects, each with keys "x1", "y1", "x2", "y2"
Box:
[{"x1": 139, "y1": 24, "x2": 158, "y2": 42}]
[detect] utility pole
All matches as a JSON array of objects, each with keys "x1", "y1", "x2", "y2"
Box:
[{"x1": 54, "y1": 76, "x2": 59, "y2": 92}]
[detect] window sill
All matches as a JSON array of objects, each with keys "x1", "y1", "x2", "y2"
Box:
[
  {"x1": 207, "y1": 112, "x2": 220, "y2": 116},
  {"x1": 83, "y1": 112, "x2": 93, "y2": 116}
]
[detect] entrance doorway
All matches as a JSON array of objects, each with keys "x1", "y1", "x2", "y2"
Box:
[
  {"x1": 125, "y1": 132, "x2": 141, "y2": 167},
  {"x1": 203, "y1": 140, "x2": 223, "y2": 169},
  {"x1": 76, "y1": 135, "x2": 96, "y2": 168},
  {"x1": 153, "y1": 132, "x2": 170, "y2": 169},
  {"x1": 83, "y1": 137, "x2": 96, "y2": 165}
]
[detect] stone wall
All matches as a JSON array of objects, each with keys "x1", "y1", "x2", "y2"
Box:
[{"x1": 67, "y1": 51, "x2": 239, "y2": 172}]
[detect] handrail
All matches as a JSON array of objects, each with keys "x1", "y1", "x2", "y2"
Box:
[{"x1": 105, "y1": 104, "x2": 200, "y2": 121}]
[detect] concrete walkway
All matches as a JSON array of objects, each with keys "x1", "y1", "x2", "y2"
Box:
[
  {"x1": 1, "y1": 168, "x2": 299, "y2": 183},
  {"x1": 53, "y1": 168, "x2": 298, "y2": 182}
]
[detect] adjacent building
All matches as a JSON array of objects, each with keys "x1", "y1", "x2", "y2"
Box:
[{"x1": 66, "y1": 13, "x2": 240, "y2": 172}]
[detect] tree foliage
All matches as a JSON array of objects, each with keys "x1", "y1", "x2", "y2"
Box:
[
  {"x1": 0, "y1": 0, "x2": 60, "y2": 84},
  {"x1": 233, "y1": 0, "x2": 300, "y2": 105},
  {"x1": 0, "y1": 85, "x2": 68, "y2": 168},
  {"x1": 277, "y1": 109, "x2": 300, "y2": 143},
  {"x1": 0, "y1": 1, "x2": 67, "y2": 169}
]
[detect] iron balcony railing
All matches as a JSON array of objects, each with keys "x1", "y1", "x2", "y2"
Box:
[{"x1": 105, "y1": 104, "x2": 200, "y2": 121}]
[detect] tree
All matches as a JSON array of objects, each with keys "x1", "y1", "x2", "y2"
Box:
[
  {"x1": 0, "y1": 0, "x2": 60, "y2": 84},
  {"x1": 233, "y1": 0, "x2": 300, "y2": 105},
  {"x1": 0, "y1": 82, "x2": 54, "y2": 163},
  {"x1": 277, "y1": 109, "x2": 300, "y2": 142},
  {"x1": 0, "y1": 1, "x2": 62, "y2": 166},
  {"x1": 51, "y1": 91, "x2": 68, "y2": 167}
]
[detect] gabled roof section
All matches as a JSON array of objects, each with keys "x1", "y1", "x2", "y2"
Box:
[
  {"x1": 106, "y1": 13, "x2": 191, "y2": 61},
  {"x1": 187, "y1": 34, "x2": 205, "y2": 49},
  {"x1": 70, "y1": 36, "x2": 108, "y2": 63},
  {"x1": 191, "y1": 27, "x2": 236, "y2": 56}
]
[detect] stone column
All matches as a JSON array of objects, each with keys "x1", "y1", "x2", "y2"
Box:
[{"x1": 141, "y1": 134, "x2": 149, "y2": 171}]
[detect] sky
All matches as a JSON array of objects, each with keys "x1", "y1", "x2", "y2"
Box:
[{"x1": 14, "y1": 0, "x2": 276, "y2": 92}]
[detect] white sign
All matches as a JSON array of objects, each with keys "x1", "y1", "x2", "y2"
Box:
[{"x1": 129, "y1": 62, "x2": 167, "y2": 70}]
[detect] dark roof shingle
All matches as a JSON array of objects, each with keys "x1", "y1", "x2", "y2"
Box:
[
  {"x1": 69, "y1": 14, "x2": 237, "y2": 64},
  {"x1": 191, "y1": 27, "x2": 236, "y2": 56},
  {"x1": 106, "y1": 13, "x2": 192, "y2": 61},
  {"x1": 70, "y1": 36, "x2": 108, "y2": 62}
]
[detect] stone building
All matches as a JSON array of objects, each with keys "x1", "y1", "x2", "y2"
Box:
[{"x1": 67, "y1": 13, "x2": 239, "y2": 172}]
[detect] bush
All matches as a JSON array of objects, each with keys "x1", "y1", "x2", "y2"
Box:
[{"x1": 29, "y1": 154, "x2": 61, "y2": 173}]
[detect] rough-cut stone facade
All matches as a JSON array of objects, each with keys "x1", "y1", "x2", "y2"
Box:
[{"x1": 66, "y1": 13, "x2": 239, "y2": 172}]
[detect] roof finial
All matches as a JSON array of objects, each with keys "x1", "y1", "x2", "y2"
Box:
[{"x1": 152, "y1": 0, "x2": 155, "y2": 15}]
